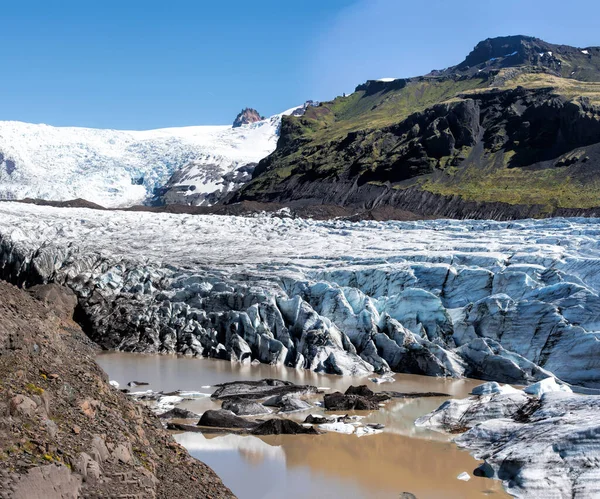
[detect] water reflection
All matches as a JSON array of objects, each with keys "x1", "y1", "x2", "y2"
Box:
[{"x1": 98, "y1": 352, "x2": 509, "y2": 498}]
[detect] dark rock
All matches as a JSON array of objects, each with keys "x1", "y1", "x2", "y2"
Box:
[
  {"x1": 400, "y1": 493, "x2": 418, "y2": 499},
  {"x1": 197, "y1": 410, "x2": 257, "y2": 429},
  {"x1": 250, "y1": 419, "x2": 320, "y2": 435},
  {"x1": 323, "y1": 392, "x2": 381, "y2": 411},
  {"x1": 221, "y1": 398, "x2": 272, "y2": 416},
  {"x1": 367, "y1": 423, "x2": 385, "y2": 430},
  {"x1": 127, "y1": 381, "x2": 149, "y2": 387},
  {"x1": 303, "y1": 415, "x2": 334, "y2": 425},
  {"x1": 473, "y1": 461, "x2": 496, "y2": 478},
  {"x1": 159, "y1": 407, "x2": 198, "y2": 419},
  {"x1": 345, "y1": 385, "x2": 375, "y2": 397}
]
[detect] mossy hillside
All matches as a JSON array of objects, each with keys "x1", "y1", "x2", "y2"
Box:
[
  {"x1": 288, "y1": 76, "x2": 489, "y2": 146},
  {"x1": 420, "y1": 151, "x2": 600, "y2": 209}
]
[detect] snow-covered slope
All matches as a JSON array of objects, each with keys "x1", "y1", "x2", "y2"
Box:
[
  {"x1": 2, "y1": 202, "x2": 600, "y2": 388},
  {"x1": 0, "y1": 108, "x2": 299, "y2": 207}
]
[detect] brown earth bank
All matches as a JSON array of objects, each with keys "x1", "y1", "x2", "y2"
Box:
[{"x1": 0, "y1": 281, "x2": 235, "y2": 499}]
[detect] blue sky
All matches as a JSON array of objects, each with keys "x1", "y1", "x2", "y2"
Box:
[{"x1": 2, "y1": 0, "x2": 600, "y2": 129}]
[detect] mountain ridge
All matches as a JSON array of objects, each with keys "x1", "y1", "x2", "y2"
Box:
[{"x1": 230, "y1": 35, "x2": 600, "y2": 218}]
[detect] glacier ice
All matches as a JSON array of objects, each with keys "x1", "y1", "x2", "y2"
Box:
[
  {"x1": 0, "y1": 108, "x2": 299, "y2": 207},
  {"x1": 417, "y1": 385, "x2": 600, "y2": 498},
  {"x1": 2, "y1": 202, "x2": 600, "y2": 385}
]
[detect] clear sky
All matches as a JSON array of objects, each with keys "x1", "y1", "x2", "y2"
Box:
[{"x1": 2, "y1": 0, "x2": 600, "y2": 129}]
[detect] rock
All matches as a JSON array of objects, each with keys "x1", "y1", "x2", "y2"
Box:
[
  {"x1": 10, "y1": 464, "x2": 82, "y2": 498},
  {"x1": 221, "y1": 398, "x2": 272, "y2": 416},
  {"x1": 158, "y1": 407, "x2": 199, "y2": 419},
  {"x1": 473, "y1": 462, "x2": 495, "y2": 478},
  {"x1": 112, "y1": 443, "x2": 132, "y2": 464},
  {"x1": 322, "y1": 386, "x2": 390, "y2": 411},
  {"x1": 90, "y1": 436, "x2": 110, "y2": 463},
  {"x1": 75, "y1": 452, "x2": 102, "y2": 483},
  {"x1": 72, "y1": 425, "x2": 81, "y2": 435},
  {"x1": 303, "y1": 414, "x2": 334, "y2": 425},
  {"x1": 79, "y1": 399, "x2": 96, "y2": 419},
  {"x1": 127, "y1": 381, "x2": 149, "y2": 387},
  {"x1": 9, "y1": 395, "x2": 37, "y2": 418},
  {"x1": 399, "y1": 493, "x2": 417, "y2": 499},
  {"x1": 232, "y1": 108, "x2": 263, "y2": 128},
  {"x1": 43, "y1": 418, "x2": 59, "y2": 439},
  {"x1": 211, "y1": 379, "x2": 317, "y2": 401},
  {"x1": 250, "y1": 419, "x2": 320, "y2": 435},
  {"x1": 197, "y1": 410, "x2": 257, "y2": 429},
  {"x1": 29, "y1": 283, "x2": 78, "y2": 320},
  {"x1": 323, "y1": 392, "x2": 381, "y2": 411}
]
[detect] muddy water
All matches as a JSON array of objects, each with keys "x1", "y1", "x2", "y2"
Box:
[{"x1": 97, "y1": 353, "x2": 509, "y2": 499}]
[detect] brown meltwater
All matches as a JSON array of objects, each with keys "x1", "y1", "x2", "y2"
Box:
[{"x1": 97, "y1": 352, "x2": 509, "y2": 499}]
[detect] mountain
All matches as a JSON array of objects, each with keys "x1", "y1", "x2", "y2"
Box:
[
  {"x1": 231, "y1": 36, "x2": 600, "y2": 219},
  {"x1": 232, "y1": 108, "x2": 264, "y2": 127},
  {"x1": 0, "y1": 107, "x2": 299, "y2": 208}
]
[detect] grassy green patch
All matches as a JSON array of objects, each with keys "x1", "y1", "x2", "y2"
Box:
[{"x1": 421, "y1": 155, "x2": 600, "y2": 209}]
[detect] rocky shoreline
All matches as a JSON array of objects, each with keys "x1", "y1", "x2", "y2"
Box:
[{"x1": 0, "y1": 281, "x2": 234, "y2": 498}]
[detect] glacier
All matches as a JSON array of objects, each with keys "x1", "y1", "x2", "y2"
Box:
[
  {"x1": 0, "y1": 108, "x2": 298, "y2": 207},
  {"x1": 417, "y1": 381, "x2": 600, "y2": 498},
  {"x1": 1, "y1": 202, "x2": 600, "y2": 388}
]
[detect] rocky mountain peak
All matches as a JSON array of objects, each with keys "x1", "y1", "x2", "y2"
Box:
[
  {"x1": 449, "y1": 35, "x2": 600, "y2": 80},
  {"x1": 232, "y1": 108, "x2": 264, "y2": 128}
]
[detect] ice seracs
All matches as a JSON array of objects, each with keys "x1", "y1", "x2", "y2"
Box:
[
  {"x1": 1, "y1": 203, "x2": 600, "y2": 386},
  {"x1": 0, "y1": 106, "x2": 301, "y2": 207}
]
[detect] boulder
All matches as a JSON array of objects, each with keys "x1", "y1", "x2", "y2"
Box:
[
  {"x1": 197, "y1": 409, "x2": 257, "y2": 429},
  {"x1": 251, "y1": 419, "x2": 319, "y2": 435},
  {"x1": 323, "y1": 392, "x2": 380, "y2": 411},
  {"x1": 303, "y1": 414, "x2": 334, "y2": 425}
]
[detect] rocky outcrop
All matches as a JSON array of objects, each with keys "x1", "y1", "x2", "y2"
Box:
[
  {"x1": 197, "y1": 410, "x2": 257, "y2": 429},
  {"x1": 0, "y1": 281, "x2": 233, "y2": 498},
  {"x1": 232, "y1": 108, "x2": 264, "y2": 128},
  {"x1": 417, "y1": 380, "x2": 600, "y2": 498},
  {"x1": 232, "y1": 37, "x2": 600, "y2": 219}
]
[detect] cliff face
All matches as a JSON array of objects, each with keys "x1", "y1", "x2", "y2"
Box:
[
  {"x1": 0, "y1": 281, "x2": 234, "y2": 499},
  {"x1": 231, "y1": 36, "x2": 600, "y2": 219},
  {"x1": 232, "y1": 108, "x2": 264, "y2": 127}
]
